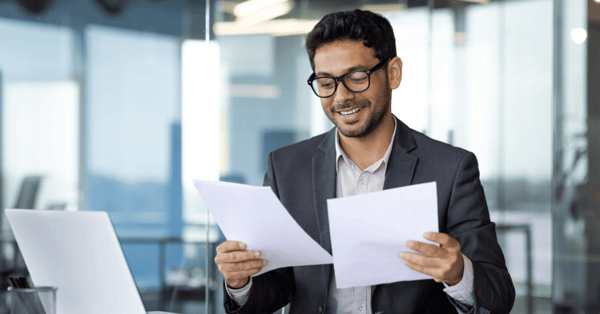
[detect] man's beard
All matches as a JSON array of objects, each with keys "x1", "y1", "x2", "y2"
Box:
[{"x1": 324, "y1": 90, "x2": 391, "y2": 138}]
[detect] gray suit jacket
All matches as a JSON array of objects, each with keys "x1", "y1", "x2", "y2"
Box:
[{"x1": 224, "y1": 117, "x2": 515, "y2": 314}]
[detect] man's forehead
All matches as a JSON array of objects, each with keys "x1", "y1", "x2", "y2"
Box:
[{"x1": 313, "y1": 40, "x2": 377, "y2": 73}]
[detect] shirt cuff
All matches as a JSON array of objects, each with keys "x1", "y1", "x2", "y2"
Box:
[
  {"x1": 225, "y1": 277, "x2": 253, "y2": 306},
  {"x1": 443, "y1": 254, "x2": 474, "y2": 306}
]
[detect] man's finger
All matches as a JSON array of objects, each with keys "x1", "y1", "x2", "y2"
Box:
[
  {"x1": 225, "y1": 267, "x2": 264, "y2": 282},
  {"x1": 215, "y1": 250, "x2": 261, "y2": 264},
  {"x1": 406, "y1": 240, "x2": 442, "y2": 257},
  {"x1": 399, "y1": 251, "x2": 439, "y2": 268},
  {"x1": 403, "y1": 260, "x2": 441, "y2": 282},
  {"x1": 423, "y1": 232, "x2": 457, "y2": 248},
  {"x1": 220, "y1": 259, "x2": 268, "y2": 272},
  {"x1": 216, "y1": 241, "x2": 247, "y2": 253}
]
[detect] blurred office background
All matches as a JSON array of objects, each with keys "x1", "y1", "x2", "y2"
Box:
[{"x1": 0, "y1": 0, "x2": 596, "y2": 313}]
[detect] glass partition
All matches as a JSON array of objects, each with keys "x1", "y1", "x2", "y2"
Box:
[
  {"x1": 0, "y1": 17, "x2": 79, "y2": 313},
  {"x1": 0, "y1": 1, "x2": 217, "y2": 313},
  {"x1": 461, "y1": 2, "x2": 554, "y2": 312},
  {"x1": 0, "y1": 0, "x2": 598, "y2": 312},
  {"x1": 552, "y1": 0, "x2": 596, "y2": 312},
  {"x1": 215, "y1": 1, "x2": 554, "y2": 313}
]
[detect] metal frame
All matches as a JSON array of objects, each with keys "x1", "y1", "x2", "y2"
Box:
[
  {"x1": 0, "y1": 71, "x2": 4, "y2": 269},
  {"x1": 0, "y1": 70, "x2": 3, "y2": 271},
  {"x1": 205, "y1": 2, "x2": 212, "y2": 314},
  {"x1": 497, "y1": 224, "x2": 533, "y2": 314}
]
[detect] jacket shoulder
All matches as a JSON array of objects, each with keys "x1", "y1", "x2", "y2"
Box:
[
  {"x1": 270, "y1": 131, "x2": 329, "y2": 162},
  {"x1": 411, "y1": 130, "x2": 472, "y2": 164}
]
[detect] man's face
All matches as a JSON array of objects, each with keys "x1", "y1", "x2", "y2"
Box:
[{"x1": 313, "y1": 40, "x2": 392, "y2": 138}]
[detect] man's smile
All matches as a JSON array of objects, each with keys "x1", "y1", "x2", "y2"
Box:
[
  {"x1": 332, "y1": 105, "x2": 367, "y2": 124},
  {"x1": 339, "y1": 107, "x2": 362, "y2": 115}
]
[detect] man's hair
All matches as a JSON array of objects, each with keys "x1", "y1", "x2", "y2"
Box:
[{"x1": 305, "y1": 9, "x2": 397, "y2": 71}]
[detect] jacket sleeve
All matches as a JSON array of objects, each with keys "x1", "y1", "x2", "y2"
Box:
[
  {"x1": 223, "y1": 152, "x2": 296, "y2": 313},
  {"x1": 445, "y1": 152, "x2": 515, "y2": 314}
]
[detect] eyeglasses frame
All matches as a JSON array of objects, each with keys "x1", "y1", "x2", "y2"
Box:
[{"x1": 307, "y1": 58, "x2": 391, "y2": 98}]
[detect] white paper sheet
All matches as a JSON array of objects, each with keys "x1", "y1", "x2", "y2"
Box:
[
  {"x1": 327, "y1": 181, "x2": 439, "y2": 288},
  {"x1": 193, "y1": 180, "x2": 333, "y2": 276}
]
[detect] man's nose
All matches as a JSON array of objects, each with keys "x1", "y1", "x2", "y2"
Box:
[{"x1": 332, "y1": 81, "x2": 355, "y2": 104}]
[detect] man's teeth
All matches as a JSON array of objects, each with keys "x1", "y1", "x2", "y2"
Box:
[{"x1": 340, "y1": 108, "x2": 361, "y2": 115}]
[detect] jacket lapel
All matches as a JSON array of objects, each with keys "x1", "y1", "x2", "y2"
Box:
[
  {"x1": 373, "y1": 117, "x2": 418, "y2": 296},
  {"x1": 312, "y1": 128, "x2": 337, "y2": 293},
  {"x1": 383, "y1": 117, "x2": 418, "y2": 190}
]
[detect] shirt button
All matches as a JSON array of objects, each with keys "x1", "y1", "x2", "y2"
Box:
[{"x1": 318, "y1": 305, "x2": 323, "y2": 313}]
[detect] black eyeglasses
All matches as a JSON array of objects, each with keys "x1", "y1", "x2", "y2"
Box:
[{"x1": 307, "y1": 58, "x2": 391, "y2": 98}]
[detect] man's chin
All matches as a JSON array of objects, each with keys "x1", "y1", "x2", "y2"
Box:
[{"x1": 337, "y1": 125, "x2": 368, "y2": 138}]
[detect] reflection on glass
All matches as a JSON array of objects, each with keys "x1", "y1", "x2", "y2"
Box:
[
  {"x1": 85, "y1": 24, "x2": 182, "y2": 292},
  {"x1": 552, "y1": 0, "x2": 598, "y2": 312},
  {"x1": 218, "y1": 1, "x2": 556, "y2": 313},
  {"x1": 0, "y1": 0, "x2": 597, "y2": 312}
]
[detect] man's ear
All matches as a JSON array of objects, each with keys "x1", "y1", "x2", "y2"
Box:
[{"x1": 388, "y1": 56, "x2": 403, "y2": 90}]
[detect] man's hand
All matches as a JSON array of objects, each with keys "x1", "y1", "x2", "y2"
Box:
[
  {"x1": 215, "y1": 241, "x2": 268, "y2": 288},
  {"x1": 398, "y1": 232, "x2": 464, "y2": 286}
]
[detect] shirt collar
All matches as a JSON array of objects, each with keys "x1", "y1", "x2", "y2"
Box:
[{"x1": 335, "y1": 118, "x2": 397, "y2": 173}]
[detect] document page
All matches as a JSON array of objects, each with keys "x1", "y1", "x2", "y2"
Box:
[
  {"x1": 327, "y1": 181, "x2": 439, "y2": 288},
  {"x1": 193, "y1": 180, "x2": 333, "y2": 276}
]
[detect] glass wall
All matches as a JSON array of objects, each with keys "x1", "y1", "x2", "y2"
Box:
[
  {"x1": 552, "y1": 0, "x2": 596, "y2": 312},
  {"x1": 214, "y1": 0, "x2": 555, "y2": 313},
  {"x1": 0, "y1": 21, "x2": 81, "y2": 313},
  {"x1": 460, "y1": 2, "x2": 554, "y2": 312},
  {"x1": 0, "y1": 0, "x2": 598, "y2": 313},
  {"x1": 0, "y1": 1, "x2": 218, "y2": 313},
  {"x1": 0, "y1": 19, "x2": 79, "y2": 214}
]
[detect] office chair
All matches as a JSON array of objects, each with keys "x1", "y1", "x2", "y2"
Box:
[
  {"x1": 13, "y1": 175, "x2": 42, "y2": 209},
  {"x1": 0, "y1": 175, "x2": 43, "y2": 292}
]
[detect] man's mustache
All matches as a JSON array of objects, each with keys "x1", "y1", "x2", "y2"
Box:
[{"x1": 330, "y1": 99, "x2": 371, "y2": 112}]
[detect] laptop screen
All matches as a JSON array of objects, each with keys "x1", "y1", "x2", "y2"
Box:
[{"x1": 6, "y1": 209, "x2": 147, "y2": 314}]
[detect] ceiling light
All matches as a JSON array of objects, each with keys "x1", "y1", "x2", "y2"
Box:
[
  {"x1": 235, "y1": 0, "x2": 294, "y2": 27},
  {"x1": 234, "y1": 0, "x2": 290, "y2": 18},
  {"x1": 361, "y1": 4, "x2": 406, "y2": 13},
  {"x1": 456, "y1": 0, "x2": 490, "y2": 3},
  {"x1": 219, "y1": 1, "x2": 237, "y2": 14},
  {"x1": 214, "y1": 18, "x2": 319, "y2": 37},
  {"x1": 571, "y1": 28, "x2": 587, "y2": 44}
]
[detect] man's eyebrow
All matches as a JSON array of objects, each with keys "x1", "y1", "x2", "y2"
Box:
[{"x1": 315, "y1": 64, "x2": 369, "y2": 77}]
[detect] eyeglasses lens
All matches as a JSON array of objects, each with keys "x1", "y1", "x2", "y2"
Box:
[{"x1": 311, "y1": 71, "x2": 370, "y2": 97}]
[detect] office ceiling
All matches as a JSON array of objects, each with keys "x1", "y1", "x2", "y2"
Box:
[{"x1": 218, "y1": 0, "x2": 497, "y2": 23}]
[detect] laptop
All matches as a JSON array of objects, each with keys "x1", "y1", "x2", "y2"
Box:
[{"x1": 5, "y1": 209, "x2": 178, "y2": 314}]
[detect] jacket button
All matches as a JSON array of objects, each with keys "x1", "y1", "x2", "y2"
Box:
[{"x1": 318, "y1": 305, "x2": 323, "y2": 313}]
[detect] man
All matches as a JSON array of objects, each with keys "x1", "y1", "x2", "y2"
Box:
[{"x1": 214, "y1": 9, "x2": 515, "y2": 314}]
